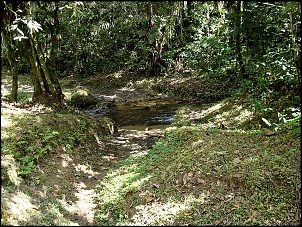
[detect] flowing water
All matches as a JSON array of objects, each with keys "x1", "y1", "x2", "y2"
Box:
[{"x1": 84, "y1": 99, "x2": 193, "y2": 129}]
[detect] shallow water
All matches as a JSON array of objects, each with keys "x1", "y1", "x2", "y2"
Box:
[{"x1": 84, "y1": 99, "x2": 190, "y2": 128}]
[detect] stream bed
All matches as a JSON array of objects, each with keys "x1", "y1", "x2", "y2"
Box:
[{"x1": 84, "y1": 99, "x2": 194, "y2": 129}]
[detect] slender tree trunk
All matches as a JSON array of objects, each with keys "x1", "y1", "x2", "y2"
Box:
[
  {"x1": 148, "y1": 3, "x2": 155, "y2": 76},
  {"x1": 6, "y1": 40, "x2": 18, "y2": 102},
  {"x1": 148, "y1": 2, "x2": 163, "y2": 77},
  {"x1": 35, "y1": 39, "x2": 55, "y2": 93},
  {"x1": 49, "y1": 2, "x2": 64, "y2": 101},
  {"x1": 2, "y1": 28, "x2": 18, "y2": 102},
  {"x1": 10, "y1": 62, "x2": 18, "y2": 102},
  {"x1": 30, "y1": 36, "x2": 52, "y2": 94},
  {"x1": 25, "y1": 38, "x2": 43, "y2": 98},
  {"x1": 235, "y1": 1, "x2": 246, "y2": 79},
  {"x1": 9, "y1": 59, "x2": 18, "y2": 102}
]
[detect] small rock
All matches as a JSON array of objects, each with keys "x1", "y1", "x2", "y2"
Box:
[
  {"x1": 232, "y1": 157, "x2": 241, "y2": 165},
  {"x1": 263, "y1": 128, "x2": 276, "y2": 136},
  {"x1": 197, "y1": 178, "x2": 205, "y2": 184}
]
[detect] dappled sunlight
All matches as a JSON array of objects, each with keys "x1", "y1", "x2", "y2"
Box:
[
  {"x1": 1, "y1": 155, "x2": 22, "y2": 186},
  {"x1": 180, "y1": 98, "x2": 255, "y2": 129},
  {"x1": 99, "y1": 167, "x2": 152, "y2": 201},
  {"x1": 63, "y1": 86, "x2": 94, "y2": 103},
  {"x1": 1, "y1": 101, "x2": 53, "y2": 115},
  {"x1": 213, "y1": 104, "x2": 254, "y2": 126},
  {"x1": 1, "y1": 104, "x2": 50, "y2": 141},
  {"x1": 1, "y1": 188, "x2": 40, "y2": 225},
  {"x1": 125, "y1": 193, "x2": 210, "y2": 225},
  {"x1": 118, "y1": 87, "x2": 136, "y2": 92},
  {"x1": 1, "y1": 96, "x2": 116, "y2": 225},
  {"x1": 192, "y1": 139, "x2": 204, "y2": 148},
  {"x1": 74, "y1": 163, "x2": 101, "y2": 179},
  {"x1": 131, "y1": 200, "x2": 189, "y2": 225},
  {"x1": 100, "y1": 94, "x2": 117, "y2": 100},
  {"x1": 1, "y1": 70, "x2": 33, "y2": 102},
  {"x1": 170, "y1": 76, "x2": 192, "y2": 85},
  {"x1": 112, "y1": 70, "x2": 124, "y2": 78},
  {"x1": 60, "y1": 153, "x2": 73, "y2": 168},
  {"x1": 19, "y1": 84, "x2": 34, "y2": 92},
  {"x1": 1, "y1": 114, "x2": 13, "y2": 127},
  {"x1": 106, "y1": 128, "x2": 163, "y2": 154},
  {"x1": 71, "y1": 187, "x2": 97, "y2": 225},
  {"x1": 187, "y1": 102, "x2": 224, "y2": 120},
  {"x1": 96, "y1": 163, "x2": 153, "y2": 216}
]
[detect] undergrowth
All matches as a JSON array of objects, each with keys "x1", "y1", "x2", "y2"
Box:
[{"x1": 1, "y1": 110, "x2": 110, "y2": 180}]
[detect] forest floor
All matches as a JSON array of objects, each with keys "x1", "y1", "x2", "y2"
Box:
[{"x1": 1, "y1": 69, "x2": 301, "y2": 226}]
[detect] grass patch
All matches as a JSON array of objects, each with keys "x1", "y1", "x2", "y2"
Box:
[{"x1": 1, "y1": 69, "x2": 300, "y2": 225}]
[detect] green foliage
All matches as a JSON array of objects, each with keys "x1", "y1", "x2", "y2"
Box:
[
  {"x1": 1, "y1": 111, "x2": 110, "y2": 178},
  {"x1": 3, "y1": 2, "x2": 299, "y2": 110}
]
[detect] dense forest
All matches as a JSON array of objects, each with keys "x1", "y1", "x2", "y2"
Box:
[{"x1": 1, "y1": 1, "x2": 301, "y2": 226}]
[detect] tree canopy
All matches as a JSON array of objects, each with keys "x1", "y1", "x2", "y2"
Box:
[{"x1": 1, "y1": 1, "x2": 301, "y2": 110}]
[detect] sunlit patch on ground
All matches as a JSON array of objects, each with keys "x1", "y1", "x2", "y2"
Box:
[
  {"x1": 178, "y1": 98, "x2": 254, "y2": 129},
  {"x1": 127, "y1": 193, "x2": 208, "y2": 226},
  {"x1": 1, "y1": 115, "x2": 12, "y2": 127},
  {"x1": 1, "y1": 188, "x2": 40, "y2": 225}
]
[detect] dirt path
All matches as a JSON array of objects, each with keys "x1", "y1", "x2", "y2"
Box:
[{"x1": 18, "y1": 123, "x2": 164, "y2": 225}]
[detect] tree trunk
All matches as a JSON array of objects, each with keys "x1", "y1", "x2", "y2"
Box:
[
  {"x1": 35, "y1": 38, "x2": 55, "y2": 93},
  {"x1": 26, "y1": 38, "x2": 43, "y2": 99},
  {"x1": 5, "y1": 39, "x2": 18, "y2": 102},
  {"x1": 1, "y1": 24, "x2": 18, "y2": 102},
  {"x1": 235, "y1": 1, "x2": 246, "y2": 79},
  {"x1": 10, "y1": 67, "x2": 18, "y2": 102},
  {"x1": 148, "y1": 2, "x2": 163, "y2": 77},
  {"x1": 47, "y1": 2, "x2": 64, "y2": 102}
]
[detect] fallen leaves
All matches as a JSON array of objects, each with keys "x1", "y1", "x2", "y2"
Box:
[
  {"x1": 262, "y1": 128, "x2": 276, "y2": 136},
  {"x1": 232, "y1": 157, "x2": 241, "y2": 165},
  {"x1": 145, "y1": 196, "x2": 154, "y2": 203},
  {"x1": 152, "y1": 183, "x2": 160, "y2": 189},
  {"x1": 184, "y1": 210, "x2": 193, "y2": 216},
  {"x1": 233, "y1": 203, "x2": 240, "y2": 208},
  {"x1": 176, "y1": 171, "x2": 205, "y2": 188},
  {"x1": 244, "y1": 211, "x2": 257, "y2": 224},
  {"x1": 140, "y1": 190, "x2": 155, "y2": 203},
  {"x1": 122, "y1": 170, "x2": 128, "y2": 174},
  {"x1": 233, "y1": 149, "x2": 241, "y2": 155}
]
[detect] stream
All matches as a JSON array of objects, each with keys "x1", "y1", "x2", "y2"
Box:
[{"x1": 84, "y1": 99, "x2": 194, "y2": 129}]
